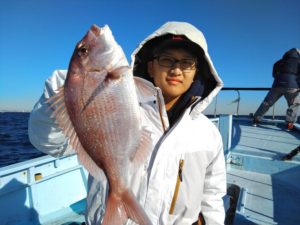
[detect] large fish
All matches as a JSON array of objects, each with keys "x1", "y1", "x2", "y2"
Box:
[{"x1": 48, "y1": 24, "x2": 152, "y2": 225}]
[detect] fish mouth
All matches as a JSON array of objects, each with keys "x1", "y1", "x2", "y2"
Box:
[{"x1": 90, "y1": 24, "x2": 103, "y2": 36}]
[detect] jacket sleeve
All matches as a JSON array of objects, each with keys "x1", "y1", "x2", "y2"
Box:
[
  {"x1": 272, "y1": 60, "x2": 281, "y2": 78},
  {"x1": 28, "y1": 70, "x2": 75, "y2": 157},
  {"x1": 201, "y1": 137, "x2": 227, "y2": 225}
]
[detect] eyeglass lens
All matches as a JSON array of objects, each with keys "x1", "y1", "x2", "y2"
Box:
[{"x1": 155, "y1": 56, "x2": 196, "y2": 70}]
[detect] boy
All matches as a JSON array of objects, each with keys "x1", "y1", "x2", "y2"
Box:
[{"x1": 29, "y1": 21, "x2": 226, "y2": 225}]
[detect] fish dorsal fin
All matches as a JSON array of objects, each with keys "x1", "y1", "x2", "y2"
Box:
[
  {"x1": 130, "y1": 127, "x2": 152, "y2": 167},
  {"x1": 75, "y1": 140, "x2": 106, "y2": 181},
  {"x1": 47, "y1": 87, "x2": 105, "y2": 181}
]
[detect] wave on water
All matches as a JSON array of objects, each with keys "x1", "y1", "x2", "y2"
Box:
[{"x1": 0, "y1": 112, "x2": 45, "y2": 168}]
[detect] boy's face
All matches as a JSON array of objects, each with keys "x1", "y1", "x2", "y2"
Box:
[{"x1": 147, "y1": 48, "x2": 197, "y2": 107}]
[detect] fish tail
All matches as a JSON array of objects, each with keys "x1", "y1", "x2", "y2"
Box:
[{"x1": 102, "y1": 190, "x2": 152, "y2": 225}]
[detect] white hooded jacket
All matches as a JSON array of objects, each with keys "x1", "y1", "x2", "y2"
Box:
[{"x1": 28, "y1": 21, "x2": 226, "y2": 225}]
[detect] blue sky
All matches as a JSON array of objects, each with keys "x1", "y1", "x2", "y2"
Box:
[{"x1": 0, "y1": 0, "x2": 299, "y2": 115}]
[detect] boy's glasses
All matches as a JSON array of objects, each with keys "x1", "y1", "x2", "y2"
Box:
[{"x1": 153, "y1": 55, "x2": 197, "y2": 71}]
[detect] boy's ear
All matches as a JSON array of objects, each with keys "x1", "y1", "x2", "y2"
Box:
[{"x1": 147, "y1": 61, "x2": 153, "y2": 77}]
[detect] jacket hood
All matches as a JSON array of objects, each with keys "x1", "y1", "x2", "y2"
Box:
[
  {"x1": 131, "y1": 21, "x2": 223, "y2": 113},
  {"x1": 283, "y1": 48, "x2": 300, "y2": 59}
]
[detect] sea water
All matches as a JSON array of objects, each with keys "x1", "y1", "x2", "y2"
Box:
[
  {"x1": 0, "y1": 112, "x2": 296, "y2": 168},
  {"x1": 0, "y1": 112, "x2": 45, "y2": 167}
]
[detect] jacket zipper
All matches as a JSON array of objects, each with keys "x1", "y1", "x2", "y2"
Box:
[
  {"x1": 156, "y1": 89, "x2": 167, "y2": 132},
  {"x1": 152, "y1": 90, "x2": 192, "y2": 214},
  {"x1": 169, "y1": 159, "x2": 184, "y2": 214}
]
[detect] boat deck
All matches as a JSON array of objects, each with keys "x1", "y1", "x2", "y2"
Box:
[
  {"x1": 227, "y1": 117, "x2": 300, "y2": 225},
  {"x1": 1, "y1": 116, "x2": 300, "y2": 225}
]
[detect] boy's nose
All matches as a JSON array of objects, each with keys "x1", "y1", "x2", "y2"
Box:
[{"x1": 170, "y1": 62, "x2": 183, "y2": 74}]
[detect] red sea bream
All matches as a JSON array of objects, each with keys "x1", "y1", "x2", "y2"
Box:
[{"x1": 48, "y1": 24, "x2": 152, "y2": 225}]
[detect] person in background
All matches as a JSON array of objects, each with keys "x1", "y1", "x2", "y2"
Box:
[
  {"x1": 28, "y1": 21, "x2": 226, "y2": 225},
  {"x1": 252, "y1": 48, "x2": 300, "y2": 130}
]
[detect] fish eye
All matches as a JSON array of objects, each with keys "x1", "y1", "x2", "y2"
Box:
[{"x1": 78, "y1": 45, "x2": 88, "y2": 57}]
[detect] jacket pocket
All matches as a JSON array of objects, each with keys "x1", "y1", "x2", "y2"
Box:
[{"x1": 167, "y1": 152, "x2": 207, "y2": 218}]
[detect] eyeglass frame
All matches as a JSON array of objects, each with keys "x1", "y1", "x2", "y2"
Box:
[{"x1": 152, "y1": 55, "x2": 198, "y2": 71}]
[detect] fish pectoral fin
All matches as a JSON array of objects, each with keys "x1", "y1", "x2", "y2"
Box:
[
  {"x1": 102, "y1": 190, "x2": 152, "y2": 225},
  {"x1": 130, "y1": 127, "x2": 152, "y2": 167},
  {"x1": 47, "y1": 87, "x2": 76, "y2": 142}
]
